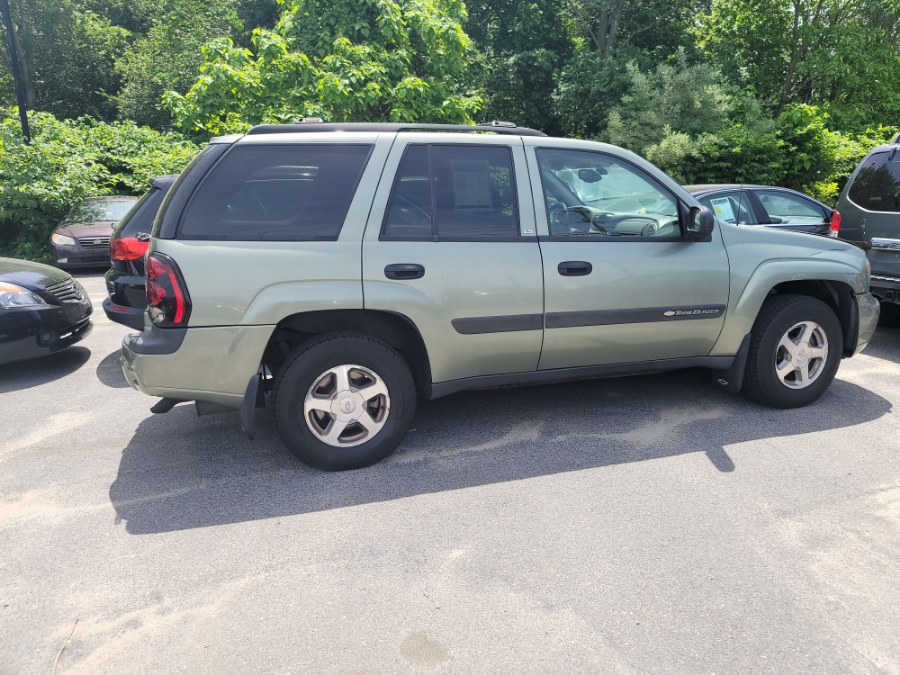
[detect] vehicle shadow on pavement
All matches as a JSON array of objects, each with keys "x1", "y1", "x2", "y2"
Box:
[
  {"x1": 109, "y1": 366, "x2": 893, "y2": 534},
  {"x1": 0, "y1": 346, "x2": 91, "y2": 395},
  {"x1": 862, "y1": 324, "x2": 900, "y2": 361},
  {"x1": 96, "y1": 350, "x2": 130, "y2": 388}
]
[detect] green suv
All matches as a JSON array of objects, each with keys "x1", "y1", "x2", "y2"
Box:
[{"x1": 121, "y1": 122, "x2": 879, "y2": 470}]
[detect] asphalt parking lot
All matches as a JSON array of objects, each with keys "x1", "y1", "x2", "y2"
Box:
[{"x1": 2, "y1": 272, "x2": 899, "y2": 673}]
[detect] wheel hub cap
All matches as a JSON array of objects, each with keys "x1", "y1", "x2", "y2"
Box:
[
  {"x1": 304, "y1": 365, "x2": 390, "y2": 448},
  {"x1": 775, "y1": 320, "x2": 828, "y2": 390}
]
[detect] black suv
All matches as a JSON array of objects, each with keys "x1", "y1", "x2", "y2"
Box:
[
  {"x1": 103, "y1": 176, "x2": 176, "y2": 329},
  {"x1": 836, "y1": 133, "x2": 900, "y2": 321}
]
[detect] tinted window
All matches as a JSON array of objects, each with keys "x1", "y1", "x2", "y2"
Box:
[
  {"x1": 382, "y1": 145, "x2": 519, "y2": 240},
  {"x1": 117, "y1": 187, "x2": 166, "y2": 237},
  {"x1": 756, "y1": 190, "x2": 826, "y2": 224},
  {"x1": 536, "y1": 149, "x2": 680, "y2": 238},
  {"x1": 179, "y1": 144, "x2": 372, "y2": 240},
  {"x1": 383, "y1": 146, "x2": 432, "y2": 240},
  {"x1": 699, "y1": 191, "x2": 757, "y2": 225},
  {"x1": 848, "y1": 152, "x2": 900, "y2": 213}
]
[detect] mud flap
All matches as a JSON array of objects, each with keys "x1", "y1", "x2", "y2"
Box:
[
  {"x1": 712, "y1": 333, "x2": 751, "y2": 393},
  {"x1": 239, "y1": 373, "x2": 264, "y2": 440}
]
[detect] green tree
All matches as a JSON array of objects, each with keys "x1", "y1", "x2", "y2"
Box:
[
  {"x1": 467, "y1": 0, "x2": 571, "y2": 133},
  {"x1": 697, "y1": 0, "x2": 900, "y2": 119},
  {"x1": 604, "y1": 50, "x2": 755, "y2": 152},
  {"x1": 565, "y1": 0, "x2": 705, "y2": 59},
  {"x1": 116, "y1": 0, "x2": 243, "y2": 128},
  {"x1": 552, "y1": 43, "x2": 638, "y2": 138},
  {"x1": 0, "y1": 0, "x2": 128, "y2": 119},
  {"x1": 166, "y1": 0, "x2": 481, "y2": 136}
]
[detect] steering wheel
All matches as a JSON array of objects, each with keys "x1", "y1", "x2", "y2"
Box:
[{"x1": 566, "y1": 206, "x2": 609, "y2": 235}]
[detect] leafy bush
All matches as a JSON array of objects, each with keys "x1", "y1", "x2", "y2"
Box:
[
  {"x1": 166, "y1": 0, "x2": 482, "y2": 137},
  {"x1": 0, "y1": 108, "x2": 198, "y2": 261},
  {"x1": 635, "y1": 101, "x2": 897, "y2": 203}
]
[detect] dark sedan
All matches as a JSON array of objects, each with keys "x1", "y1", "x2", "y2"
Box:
[
  {"x1": 0, "y1": 257, "x2": 93, "y2": 366},
  {"x1": 685, "y1": 184, "x2": 840, "y2": 237},
  {"x1": 104, "y1": 176, "x2": 176, "y2": 330},
  {"x1": 50, "y1": 196, "x2": 139, "y2": 269}
]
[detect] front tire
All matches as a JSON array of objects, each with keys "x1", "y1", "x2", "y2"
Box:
[
  {"x1": 743, "y1": 294, "x2": 843, "y2": 408},
  {"x1": 273, "y1": 333, "x2": 416, "y2": 470}
]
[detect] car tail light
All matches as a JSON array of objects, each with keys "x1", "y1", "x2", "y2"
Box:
[
  {"x1": 145, "y1": 252, "x2": 191, "y2": 327},
  {"x1": 829, "y1": 210, "x2": 841, "y2": 238},
  {"x1": 111, "y1": 237, "x2": 150, "y2": 261}
]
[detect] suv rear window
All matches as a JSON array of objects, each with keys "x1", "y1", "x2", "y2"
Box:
[
  {"x1": 179, "y1": 144, "x2": 372, "y2": 240},
  {"x1": 848, "y1": 151, "x2": 900, "y2": 213}
]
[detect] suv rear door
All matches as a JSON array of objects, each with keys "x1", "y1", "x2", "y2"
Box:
[
  {"x1": 362, "y1": 134, "x2": 544, "y2": 385},
  {"x1": 525, "y1": 140, "x2": 730, "y2": 369}
]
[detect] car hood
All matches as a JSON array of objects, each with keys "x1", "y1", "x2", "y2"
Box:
[
  {"x1": 54, "y1": 221, "x2": 118, "y2": 238},
  {"x1": 0, "y1": 256, "x2": 72, "y2": 289}
]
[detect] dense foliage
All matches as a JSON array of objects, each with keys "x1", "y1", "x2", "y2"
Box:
[
  {"x1": 0, "y1": 110, "x2": 198, "y2": 260},
  {"x1": 166, "y1": 0, "x2": 481, "y2": 134},
  {"x1": 0, "y1": 0, "x2": 898, "y2": 259}
]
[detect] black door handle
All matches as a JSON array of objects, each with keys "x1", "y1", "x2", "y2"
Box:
[
  {"x1": 385, "y1": 263, "x2": 425, "y2": 280},
  {"x1": 558, "y1": 261, "x2": 592, "y2": 276}
]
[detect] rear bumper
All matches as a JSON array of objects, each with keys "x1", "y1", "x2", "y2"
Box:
[
  {"x1": 853, "y1": 292, "x2": 880, "y2": 356},
  {"x1": 103, "y1": 297, "x2": 145, "y2": 331},
  {"x1": 121, "y1": 324, "x2": 273, "y2": 407},
  {"x1": 870, "y1": 274, "x2": 900, "y2": 306}
]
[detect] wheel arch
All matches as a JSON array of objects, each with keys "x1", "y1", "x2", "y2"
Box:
[
  {"x1": 261, "y1": 309, "x2": 433, "y2": 394},
  {"x1": 766, "y1": 280, "x2": 858, "y2": 356},
  {"x1": 713, "y1": 260, "x2": 862, "y2": 357}
]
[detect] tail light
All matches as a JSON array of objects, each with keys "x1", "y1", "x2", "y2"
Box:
[
  {"x1": 111, "y1": 237, "x2": 150, "y2": 261},
  {"x1": 829, "y1": 210, "x2": 841, "y2": 238},
  {"x1": 145, "y1": 253, "x2": 191, "y2": 327}
]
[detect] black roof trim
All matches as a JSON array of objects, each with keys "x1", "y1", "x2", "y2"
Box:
[{"x1": 246, "y1": 121, "x2": 547, "y2": 137}]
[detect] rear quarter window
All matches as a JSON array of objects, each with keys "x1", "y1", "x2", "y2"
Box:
[
  {"x1": 117, "y1": 187, "x2": 165, "y2": 237},
  {"x1": 178, "y1": 144, "x2": 373, "y2": 240},
  {"x1": 848, "y1": 151, "x2": 900, "y2": 213}
]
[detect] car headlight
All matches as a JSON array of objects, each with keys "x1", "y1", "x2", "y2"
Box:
[
  {"x1": 51, "y1": 233, "x2": 76, "y2": 246},
  {"x1": 0, "y1": 282, "x2": 49, "y2": 308}
]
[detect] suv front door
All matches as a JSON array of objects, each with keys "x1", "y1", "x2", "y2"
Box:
[
  {"x1": 363, "y1": 135, "x2": 544, "y2": 385},
  {"x1": 527, "y1": 143, "x2": 730, "y2": 369}
]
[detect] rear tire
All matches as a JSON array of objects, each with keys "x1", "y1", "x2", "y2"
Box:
[
  {"x1": 743, "y1": 294, "x2": 842, "y2": 408},
  {"x1": 273, "y1": 333, "x2": 416, "y2": 470}
]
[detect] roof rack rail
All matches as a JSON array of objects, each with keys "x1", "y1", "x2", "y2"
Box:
[
  {"x1": 246, "y1": 121, "x2": 547, "y2": 137},
  {"x1": 892, "y1": 132, "x2": 900, "y2": 144}
]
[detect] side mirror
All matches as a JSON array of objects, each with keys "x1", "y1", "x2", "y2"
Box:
[{"x1": 686, "y1": 205, "x2": 715, "y2": 241}]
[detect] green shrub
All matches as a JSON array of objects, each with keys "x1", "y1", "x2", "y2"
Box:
[{"x1": 0, "y1": 108, "x2": 199, "y2": 262}]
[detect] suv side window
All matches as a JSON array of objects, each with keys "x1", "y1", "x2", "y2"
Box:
[
  {"x1": 848, "y1": 151, "x2": 900, "y2": 213},
  {"x1": 382, "y1": 145, "x2": 519, "y2": 240},
  {"x1": 536, "y1": 149, "x2": 680, "y2": 238},
  {"x1": 179, "y1": 144, "x2": 372, "y2": 240}
]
